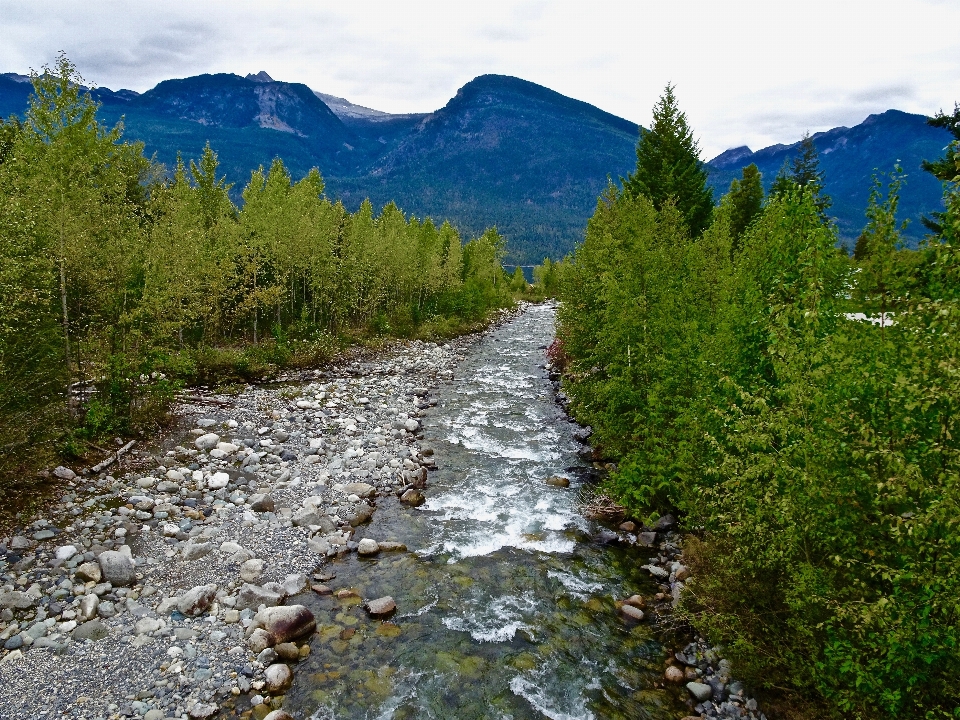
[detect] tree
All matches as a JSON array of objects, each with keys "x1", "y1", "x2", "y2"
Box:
[
  {"x1": 920, "y1": 103, "x2": 960, "y2": 235},
  {"x1": 725, "y1": 163, "x2": 764, "y2": 248},
  {"x1": 623, "y1": 84, "x2": 714, "y2": 236},
  {"x1": 771, "y1": 133, "x2": 831, "y2": 221}
]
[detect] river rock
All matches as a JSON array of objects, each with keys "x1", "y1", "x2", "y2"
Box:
[
  {"x1": 340, "y1": 482, "x2": 375, "y2": 498},
  {"x1": 249, "y1": 493, "x2": 275, "y2": 512},
  {"x1": 182, "y1": 541, "x2": 214, "y2": 561},
  {"x1": 281, "y1": 573, "x2": 309, "y2": 596},
  {"x1": 194, "y1": 433, "x2": 220, "y2": 451},
  {"x1": 98, "y1": 550, "x2": 136, "y2": 587},
  {"x1": 357, "y1": 538, "x2": 380, "y2": 556},
  {"x1": 240, "y1": 559, "x2": 265, "y2": 582},
  {"x1": 54, "y1": 544, "x2": 78, "y2": 561},
  {"x1": 206, "y1": 472, "x2": 229, "y2": 490},
  {"x1": 403, "y1": 418, "x2": 420, "y2": 433},
  {"x1": 9, "y1": 536, "x2": 33, "y2": 550},
  {"x1": 686, "y1": 681, "x2": 713, "y2": 701},
  {"x1": 637, "y1": 531, "x2": 658, "y2": 547},
  {"x1": 347, "y1": 501, "x2": 374, "y2": 526},
  {"x1": 236, "y1": 584, "x2": 283, "y2": 611},
  {"x1": 264, "y1": 663, "x2": 293, "y2": 693},
  {"x1": 400, "y1": 489, "x2": 424, "y2": 506},
  {"x1": 623, "y1": 594, "x2": 646, "y2": 609},
  {"x1": 262, "y1": 711, "x2": 295, "y2": 720},
  {"x1": 365, "y1": 596, "x2": 396, "y2": 616},
  {"x1": 53, "y1": 465, "x2": 76, "y2": 480},
  {"x1": 544, "y1": 476, "x2": 570, "y2": 488},
  {"x1": 188, "y1": 703, "x2": 218, "y2": 719},
  {"x1": 620, "y1": 604, "x2": 644, "y2": 621},
  {"x1": 274, "y1": 642, "x2": 300, "y2": 661},
  {"x1": 259, "y1": 605, "x2": 316, "y2": 643},
  {"x1": 177, "y1": 584, "x2": 217, "y2": 616},
  {"x1": 292, "y1": 507, "x2": 324, "y2": 528},
  {"x1": 665, "y1": 665, "x2": 685, "y2": 683},
  {"x1": 72, "y1": 619, "x2": 109, "y2": 641},
  {"x1": 247, "y1": 628, "x2": 275, "y2": 654},
  {"x1": 77, "y1": 594, "x2": 99, "y2": 621},
  {"x1": 0, "y1": 590, "x2": 34, "y2": 610},
  {"x1": 378, "y1": 541, "x2": 407, "y2": 552}
]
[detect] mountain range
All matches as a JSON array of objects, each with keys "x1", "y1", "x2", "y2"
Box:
[{"x1": 0, "y1": 70, "x2": 952, "y2": 262}]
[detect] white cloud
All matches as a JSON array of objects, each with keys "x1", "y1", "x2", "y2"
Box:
[{"x1": 1, "y1": 0, "x2": 958, "y2": 157}]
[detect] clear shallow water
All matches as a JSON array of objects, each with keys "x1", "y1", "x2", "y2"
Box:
[{"x1": 282, "y1": 304, "x2": 686, "y2": 720}]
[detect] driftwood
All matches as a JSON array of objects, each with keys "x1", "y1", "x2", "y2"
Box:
[
  {"x1": 580, "y1": 493, "x2": 627, "y2": 523},
  {"x1": 89, "y1": 440, "x2": 136, "y2": 474}
]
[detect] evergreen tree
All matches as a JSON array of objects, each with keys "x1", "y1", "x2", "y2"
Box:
[
  {"x1": 920, "y1": 103, "x2": 960, "y2": 235},
  {"x1": 770, "y1": 133, "x2": 832, "y2": 221},
  {"x1": 623, "y1": 84, "x2": 714, "y2": 236},
  {"x1": 725, "y1": 163, "x2": 764, "y2": 247}
]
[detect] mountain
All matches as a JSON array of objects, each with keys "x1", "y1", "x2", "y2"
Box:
[
  {"x1": 328, "y1": 75, "x2": 640, "y2": 261},
  {"x1": 0, "y1": 70, "x2": 953, "y2": 259},
  {"x1": 706, "y1": 110, "x2": 953, "y2": 245}
]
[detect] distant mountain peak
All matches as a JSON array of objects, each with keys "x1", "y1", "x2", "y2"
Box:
[
  {"x1": 709, "y1": 145, "x2": 754, "y2": 169},
  {"x1": 1, "y1": 72, "x2": 31, "y2": 84},
  {"x1": 246, "y1": 71, "x2": 274, "y2": 83}
]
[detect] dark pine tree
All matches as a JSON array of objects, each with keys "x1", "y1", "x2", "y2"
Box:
[
  {"x1": 726, "y1": 163, "x2": 764, "y2": 248},
  {"x1": 770, "y1": 132, "x2": 831, "y2": 221},
  {"x1": 623, "y1": 84, "x2": 714, "y2": 236}
]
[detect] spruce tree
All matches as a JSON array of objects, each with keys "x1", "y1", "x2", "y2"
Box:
[
  {"x1": 623, "y1": 84, "x2": 714, "y2": 235},
  {"x1": 770, "y1": 133, "x2": 831, "y2": 221},
  {"x1": 726, "y1": 163, "x2": 764, "y2": 246}
]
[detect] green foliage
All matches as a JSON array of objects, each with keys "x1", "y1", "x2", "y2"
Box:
[
  {"x1": 725, "y1": 163, "x2": 764, "y2": 248},
  {"x1": 622, "y1": 84, "x2": 714, "y2": 236},
  {"x1": 922, "y1": 105, "x2": 960, "y2": 237},
  {"x1": 0, "y1": 55, "x2": 512, "y2": 500},
  {"x1": 558, "y1": 154, "x2": 960, "y2": 717}
]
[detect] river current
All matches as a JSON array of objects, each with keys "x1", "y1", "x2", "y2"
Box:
[{"x1": 283, "y1": 304, "x2": 685, "y2": 720}]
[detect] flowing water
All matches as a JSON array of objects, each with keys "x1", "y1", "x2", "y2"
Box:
[{"x1": 283, "y1": 304, "x2": 687, "y2": 720}]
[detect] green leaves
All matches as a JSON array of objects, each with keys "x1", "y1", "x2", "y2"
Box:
[{"x1": 558, "y1": 166, "x2": 960, "y2": 718}]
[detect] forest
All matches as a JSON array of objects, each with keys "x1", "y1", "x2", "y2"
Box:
[
  {"x1": 555, "y1": 85, "x2": 960, "y2": 718},
  {"x1": 0, "y1": 56, "x2": 535, "y2": 502}
]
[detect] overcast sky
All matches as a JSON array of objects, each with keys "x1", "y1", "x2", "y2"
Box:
[{"x1": 2, "y1": 0, "x2": 958, "y2": 159}]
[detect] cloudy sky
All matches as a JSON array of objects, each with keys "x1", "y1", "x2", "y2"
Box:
[{"x1": 2, "y1": 0, "x2": 958, "y2": 159}]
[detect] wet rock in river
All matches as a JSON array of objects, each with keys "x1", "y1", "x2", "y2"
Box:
[
  {"x1": 664, "y1": 665, "x2": 685, "y2": 683},
  {"x1": 399, "y1": 489, "x2": 424, "y2": 506},
  {"x1": 365, "y1": 596, "x2": 396, "y2": 616},
  {"x1": 236, "y1": 583, "x2": 283, "y2": 610},
  {"x1": 544, "y1": 476, "x2": 570, "y2": 488},
  {"x1": 686, "y1": 681, "x2": 713, "y2": 701},
  {"x1": 357, "y1": 538, "x2": 380, "y2": 556},
  {"x1": 259, "y1": 605, "x2": 316, "y2": 643}
]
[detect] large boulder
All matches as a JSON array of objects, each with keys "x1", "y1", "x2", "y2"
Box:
[
  {"x1": 347, "y1": 501, "x2": 374, "y2": 526},
  {"x1": 258, "y1": 605, "x2": 316, "y2": 643},
  {"x1": 97, "y1": 550, "x2": 136, "y2": 587},
  {"x1": 339, "y1": 482, "x2": 375, "y2": 499}
]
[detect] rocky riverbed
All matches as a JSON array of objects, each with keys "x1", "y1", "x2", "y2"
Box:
[{"x1": 0, "y1": 304, "x2": 770, "y2": 720}]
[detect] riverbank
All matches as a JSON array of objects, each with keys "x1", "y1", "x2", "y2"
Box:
[{"x1": 0, "y1": 301, "x2": 524, "y2": 718}]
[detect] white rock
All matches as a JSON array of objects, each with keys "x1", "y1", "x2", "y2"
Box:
[
  {"x1": 53, "y1": 466, "x2": 76, "y2": 480},
  {"x1": 166, "y1": 469, "x2": 186, "y2": 482},
  {"x1": 194, "y1": 433, "x2": 221, "y2": 451},
  {"x1": 55, "y1": 545, "x2": 78, "y2": 561},
  {"x1": 357, "y1": 539, "x2": 380, "y2": 556},
  {"x1": 207, "y1": 472, "x2": 230, "y2": 490},
  {"x1": 161, "y1": 524, "x2": 180, "y2": 537}
]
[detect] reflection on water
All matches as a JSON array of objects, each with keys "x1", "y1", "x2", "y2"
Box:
[{"x1": 283, "y1": 304, "x2": 685, "y2": 720}]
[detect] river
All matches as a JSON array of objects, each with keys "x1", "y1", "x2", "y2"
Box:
[{"x1": 282, "y1": 303, "x2": 686, "y2": 720}]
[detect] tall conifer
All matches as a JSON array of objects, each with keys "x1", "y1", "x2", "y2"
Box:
[{"x1": 623, "y1": 84, "x2": 714, "y2": 236}]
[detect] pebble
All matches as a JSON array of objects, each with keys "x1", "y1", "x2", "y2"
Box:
[{"x1": 366, "y1": 596, "x2": 397, "y2": 616}]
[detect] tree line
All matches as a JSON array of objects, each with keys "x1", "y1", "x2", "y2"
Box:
[
  {"x1": 556, "y1": 85, "x2": 960, "y2": 718},
  {"x1": 0, "y1": 55, "x2": 527, "y2": 490}
]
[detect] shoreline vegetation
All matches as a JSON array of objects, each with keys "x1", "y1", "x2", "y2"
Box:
[
  {"x1": 554, "y1": 85, "x2": 960, "y2": 718},
  {"x1": 0, "y1": 56, "x2": 559, "y2": 522}
]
